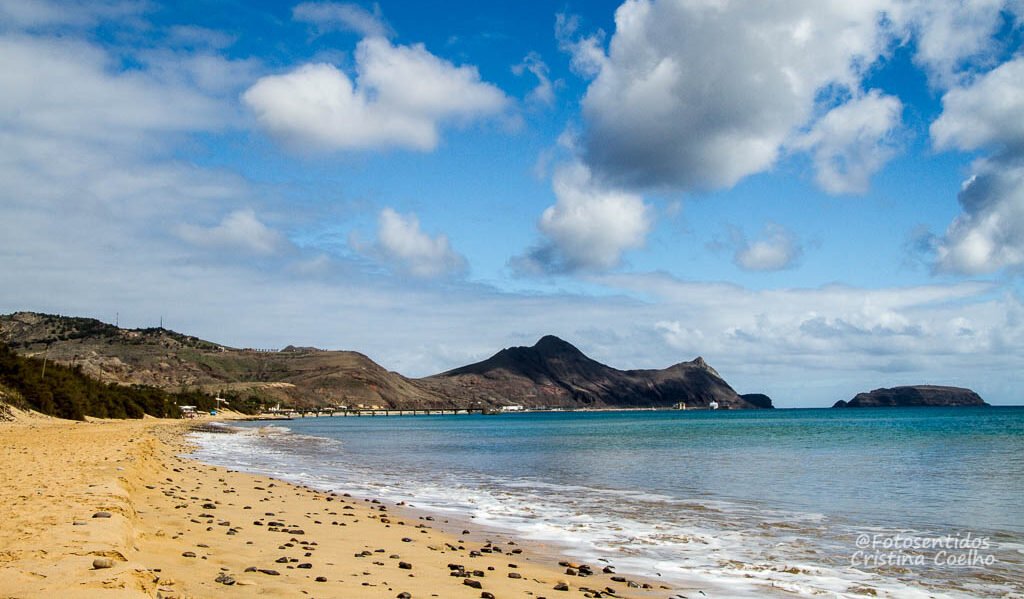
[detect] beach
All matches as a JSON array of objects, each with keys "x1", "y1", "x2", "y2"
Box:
[{"x1": 0, "y1": 411, "x2": 670, "y2": 598}]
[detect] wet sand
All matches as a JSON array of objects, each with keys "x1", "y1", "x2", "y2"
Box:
[{"x1": 0, "y1": 410, "x2": 677, "y2": 598}]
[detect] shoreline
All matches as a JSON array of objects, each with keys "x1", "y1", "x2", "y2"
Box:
[{"x1": 0, "y1": 411, "x2": 682, "y2": 598}]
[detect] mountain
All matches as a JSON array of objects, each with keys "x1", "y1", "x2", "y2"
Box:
[
  {"x1": 0, "y1": 312, "x2": 448, "y2": 410},
  {"x1": 0, "y1": 313, "x2": 770, "y2": 410},
  {"x1": 833, "y1": 385, "x2": 988, "y2": 408},
  {"x1": 419, "y1": 335, "x2": 770, "y2": 409}
]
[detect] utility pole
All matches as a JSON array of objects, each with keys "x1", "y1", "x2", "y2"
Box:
[{"x1": 40, "y1": 345, "x2": 49, "y2": 381}]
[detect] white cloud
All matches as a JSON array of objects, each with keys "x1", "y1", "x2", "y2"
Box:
[
  {"x1": 513, "y1": 51, "x2": 557, "y2": 107},
  {"x1": 0, "y1": 34, "x2": 226, "y2": 145},
  {"x1": 177, "y1": 209, "x2": 288, "y2": 256},
  {"x1": 567, "y1": 0, "x2": 896, "y2": 191},
  {"x1": 933, "y1": 158, "x2": 1024, "y2": 274},
  {"x1": 930, "y1": 57, "x2": 1024, "y2": 275},
  {"x1": 363, "y1": 208, "x2": 467, "y2": 278},
  {"x1": 894, "y1": 0, "x2": 1020, "y2": 88},
  {"x1": 795, "y1": 90, "x2": 903, "y2": 195},
  {"x1": 730, "y1": 224, "x2": 804, "y2": 272},
  {"x1": 931, "y1": 57, "x2": 1024, "y2": 152},
  {"x1": 292, "y1": 2, "x2": 393, "y2": 39},
  {"x1": 519, "y1": 162, "x2": 651, "y2": 273},
  {"x1": 242, "y1": 37, "x2": 508, "y2": 151},
  {"x1": 0, "y1": 0, "x2": 143, "y2": 29}
]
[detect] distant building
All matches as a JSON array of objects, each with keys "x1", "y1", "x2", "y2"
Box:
[{"x1": 500, "y1": 405, "x2": 525, "y2": 412}]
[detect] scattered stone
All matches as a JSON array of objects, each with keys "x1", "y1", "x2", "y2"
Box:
[
  {"x1": 481, "y1": 593, "x2": 496, "y2": 599},
  {"x1": 181, "y1": 551, "x2": 197, "y2": 558},
  {"x1": 397, "y1": 593, "x2": 411, "y2": 599},
  {"x1": 554, "y1": 581, "x2": 570, "y2": 591},
  {"x1": 258, "y1": 569, "x2": 280, "y2": 576},
  {"x1": 463, "y1": 579, "x2": 483, "y2": 589},
  {"x1": 297, "y1": 563, "x2": 312, "y2": 569},
  {"x1": 508, "y1": 572, "x2": 522, "y2": 579},
  {"x1": 398, "y1": 561, "x2": 413, "y2": 570},
  {"x1": 92, "y1": 558, "x2": 113, "y2": 569},
  {"x1": 316, "y1": 576, "x2": 328, "y2": 582},
  {"x1": 215, "y1": 573, "x2": 236, "y2": 586},
  {"x1": 92, "y1": 512, "x2": 112, "y2": 519},
  {"x1": 202, "y1": 503, "x2": 217, "y2": 509}
]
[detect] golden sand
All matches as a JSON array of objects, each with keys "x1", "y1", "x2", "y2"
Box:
[{"x1": 0, "y1": 410, "x2": 672, "y2": 598}]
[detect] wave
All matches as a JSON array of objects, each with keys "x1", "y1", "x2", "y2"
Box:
[{"x1": 187, "y1": 426, "x2": 1020, "y2": 598}]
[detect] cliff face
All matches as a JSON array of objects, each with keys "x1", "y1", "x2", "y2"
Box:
[
  {"x1": 420, "y1": 335, "x2": 771, "y2": 409},
  {"x1": 833, "y1": 385, "x2": 988, "y2": 408}
]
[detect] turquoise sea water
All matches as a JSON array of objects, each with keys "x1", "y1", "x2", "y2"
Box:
[{"x1": 192, "y1": 407, "x2": 1024, "y2": 597}]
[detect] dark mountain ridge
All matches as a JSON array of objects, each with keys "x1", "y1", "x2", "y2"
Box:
[{"x1": 423, "y1": 335, "x2": 770, "y2": 409}]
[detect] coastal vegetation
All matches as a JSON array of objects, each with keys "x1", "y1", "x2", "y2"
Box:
[{"x1": 0, "y1": 341, "x2": 260, "y2": 420}]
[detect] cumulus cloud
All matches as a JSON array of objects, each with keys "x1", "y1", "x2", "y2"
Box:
[
  {"x1": 566, "y1": 0, "x2": 895, "y2": 191},
  {"x1": 292, "y1": 2, "x2": 393, "y2": 39},
  {"x1": 177, "y1": 209, "x2": 288, "y2": 256},
  {"x1": 512, "y1": 51, "x2": 557, "y2": 107},
  {"x1": 360, "y1": 208, "x2": 467, "y2": 278},
  {"x1": 795, "y1": 90, "x2": 903, "y2": 194},
  {"x1": 932, "y1": 158, "x2": 1024, "y2": 275},
  {"x1": 929, "y1": 57, "x2": 1024, "y2": 275},
  {"x1": 727, "y1": 224, "x2": 804, "y2": 272},
  {"x1": 518, "y1": 162, "x2": 651, "y2": 273},
  {"x1": 242, "y1": 37, "x2": 508, "y2": 151},
  {"x1": 896, "y1": 0, "x2": 1022, "y2": 88},
  {"x1": 931, "y1": 57, "x2": 1024, "y2": 153}
]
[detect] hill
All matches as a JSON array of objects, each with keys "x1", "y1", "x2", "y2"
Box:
[
  {"x1": 420, "y1": 335, "x2": 770, "y2": 409},
  {"x1": 0, "y1": 312, "x2": 447, "y2": 410},
  {"x1": 833, "y1": 385, "x2": 988, "y2": 408},
  {"x1": 1, "y1": 313, "x2": 770, "y2": 410}
]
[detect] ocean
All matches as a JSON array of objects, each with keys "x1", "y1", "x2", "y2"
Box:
[{"x1": 190, "y1": 407, "x2": 1024, "y2": 598}]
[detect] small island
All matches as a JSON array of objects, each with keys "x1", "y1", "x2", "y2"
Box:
[{"x1": 833, "y1": 385, "x2": 988, "y2": 408}]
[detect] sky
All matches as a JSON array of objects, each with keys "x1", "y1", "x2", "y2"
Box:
[{"x1": 1, "y1": 0, "x2": 1023, "y2": 407}]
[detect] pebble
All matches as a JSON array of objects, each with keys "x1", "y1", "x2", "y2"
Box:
[
  {"x1": 397, "y1": 593, "x2": 411, "y2": 598},
  {"x1": 398, "y1": 561, "x2": 413, "y2": 570},
  {"x1": 92, "y1": 511, "x2": 112, "y2": 519},
  {"x1": 92, "y1": 558, "x2": 114, "y2": 569},
  {"x1": 215, "y1": 573, "x2": 236, "y2": 586},
  {"x1": 554, "y1": 581, "x2": 570, "y2": 591},
  {"x1": 463, "y1": 579, "x2": 483, "y2": 589}
]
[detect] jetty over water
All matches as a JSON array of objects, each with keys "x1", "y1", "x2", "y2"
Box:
[{"x1": 257, "y1": 407, "x2": 490, "y2": 419}]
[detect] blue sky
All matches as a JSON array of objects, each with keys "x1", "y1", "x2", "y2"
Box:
[{"x1": 1, "y1": 0, "x2": 1023, "y2": 406}]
